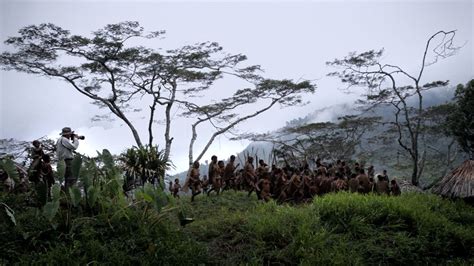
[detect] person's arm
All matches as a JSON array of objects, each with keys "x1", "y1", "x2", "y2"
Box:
[{"x1": 61, "y1": 137, "x2": 79, "y2": 150}]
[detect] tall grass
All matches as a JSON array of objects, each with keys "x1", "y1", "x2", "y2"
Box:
[
  {"x1": 175, "y1": 192, "x2": 474, "y2": 264},
  {"x1": 2, "y1": 190, "x2": 473, "y2": 264}
]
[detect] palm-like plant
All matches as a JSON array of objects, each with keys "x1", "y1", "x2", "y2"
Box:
[{"x1": 120, "y1": 145, "x2": 172, "y2": 190}]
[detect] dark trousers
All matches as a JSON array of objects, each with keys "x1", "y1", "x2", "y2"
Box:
[{"x1": 64, "y1": 158, "x2": 75, "y2": 189}]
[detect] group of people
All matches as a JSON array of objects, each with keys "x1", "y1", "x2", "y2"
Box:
[
  {"x1": 1, "y1": 127, "x2": 81, "y2": 194},
  {"x1": 174, "y1": 155, "x2": 402, "y2": 203},
  {"x1": 3, "y1": 126, "x2": 403, "y2": 205}
]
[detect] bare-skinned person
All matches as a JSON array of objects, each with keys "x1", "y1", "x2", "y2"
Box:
[
  {"x1": 29, "y1": 140, "x2": 44, "y2": 183},
  {"x1": 244, "y1": 156, "x2": 260, "y2": 197},
  {"x1": 207, "y1": 157, "x2": 223, "y2": 196},
  {"x1": 223, "y1": 155, "x2": 239, "y2": 191},
  {"x1": 172, "y1": 178, "x2": 181, "y2": 198},
  {"x1": 189, "y1": 161, "x2": 202, "y2": 202},
  {"x1": 258, "y1": 172, "x2": 272, "y2": 202},
  {"x1": 390, "y1": 179, "x2": 401, "y2": 196},
  {"x1": 356, "y1": 168, "x2": 371, "y2": 194},
  {"x1": 208, "y1": 155, "x2": 218, "y2": 187},
  {"x1": 375, "y1": 174, "x2": 390, "y2": 195},
  {"x1": 41, "y1": 154, "x2": 55, "y2": 199}
]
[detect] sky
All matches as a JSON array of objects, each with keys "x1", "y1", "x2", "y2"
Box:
[{"x1": 0, "y1": 0, "x2": 473, "y2": 174}]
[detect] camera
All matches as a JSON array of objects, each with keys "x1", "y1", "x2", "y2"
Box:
[{"x1": 71, "y1": 132, "x2": 85, "y2": 140}]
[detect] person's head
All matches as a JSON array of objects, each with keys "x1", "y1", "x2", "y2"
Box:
[
  {"x1": 262, "y1": 172, "x2": 270, "y2": 180},
  {"x1": 61, "y1": 127, "x2": 73, "y2": 138},
  {"x1": 383, "y1": 169, "x2": 387, "y2": 175},
  {"x1": 42, "y1": 154, "x2": 51, "y2": 163},
  {"x1": 174, "y1": 178, "x2": 179, "y2": 183},
  {"x1": 230, "y1": 155, "x2": 236, "y2": 162},
  {"x1": 193, "y1": 161, "x2": 200, "y2": 169},
  {"x1": 32, "y1": 140, "x2": 41, "y2": 148},
  {"x1": 247, "y1": 156, "x2": 254, "y2": 163},
  {"x1": 211, "y1": 155, "x2": 217, "y2": 163},
  {"x1": 218, "y1": 160, "x2": 225, "y2": 168}
]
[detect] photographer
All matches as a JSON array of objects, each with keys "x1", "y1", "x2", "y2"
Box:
[{"x1": 56, "y1": 127, "x2": 84, "y2": 189}]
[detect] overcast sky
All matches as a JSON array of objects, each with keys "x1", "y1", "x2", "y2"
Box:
[{"x1": 0, "y1": 0, "x2": 472, "y2": 173}]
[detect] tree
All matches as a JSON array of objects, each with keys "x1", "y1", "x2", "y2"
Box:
[
  {"x1": 446, "y1": 80, "x2": 474, "y2": 159},
  {"x1": 327, "y1": 30, "x2": 460, "y2": 186},
  {"x1": 233, "y1": 115, "x2": 380, "y2": 165},
  {"x1": 419, "y1": 103, "x2": 462, "y2": 178},
  {"x1": 181, "y1": 79, "x2": 316, "y2": 166},
  {"x1": 0, "y1": 22, "x2": 262, "y2": 166}
]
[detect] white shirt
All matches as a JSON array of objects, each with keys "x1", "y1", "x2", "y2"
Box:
[{"x1": 56, "y1": 136, "x2": 79, "y2": 160}]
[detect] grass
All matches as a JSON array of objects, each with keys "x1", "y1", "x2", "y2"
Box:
[
  {"x1": 2, "y1": 190, "x2": 474, "y2": 264},
  {"x1": 169, "y1": 191, "x2": 474, "y2": 265}
]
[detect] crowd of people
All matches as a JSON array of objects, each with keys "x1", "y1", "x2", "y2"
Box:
[
  {"x1": 2, "y1": 126, "x2": 403, "y2": 205},
  {"x1": 173, "y1": 155, "x2": 402, "y2": 203}
]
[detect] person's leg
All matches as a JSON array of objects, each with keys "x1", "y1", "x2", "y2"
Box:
[{"x1": 64, "y1": 159, "x2": 74, "y2": 189}]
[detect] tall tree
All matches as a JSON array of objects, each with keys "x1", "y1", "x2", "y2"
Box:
[
  {"x1": 0, "y1": 22, "x2": 163, "y2": 147},
  {"x1": 0, "y1": 22, "x2": 261, "y2": 166},
  {"x1": 182, "y1": 79, "x2": 316, "y2": 166},
  {"x1": 327, "y1": 30, "x2": 460, "y2": 186},
  {"x1": 446, "y1": 80, "x2": 474, "y2": 159}
]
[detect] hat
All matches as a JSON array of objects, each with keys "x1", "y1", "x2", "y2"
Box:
[{"x1": 60, "y1": 127, "x2": 73, "y2": 135}]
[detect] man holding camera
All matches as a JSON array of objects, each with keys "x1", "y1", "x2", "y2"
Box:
[{"x1": 56, "y1": 127, "x2": 83, "y2": 189}]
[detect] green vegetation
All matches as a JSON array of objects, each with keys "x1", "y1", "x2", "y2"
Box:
[{"x1": 2, "y1": 188, "x2": 473, "y2": 264}]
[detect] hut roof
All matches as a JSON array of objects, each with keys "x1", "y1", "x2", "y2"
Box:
[
  {"x1": 398, "y1": 180, "x2": 424, "y2": 193},
  {"x1": 432, "y1": 160, "x2": 474, "y2": 198}
]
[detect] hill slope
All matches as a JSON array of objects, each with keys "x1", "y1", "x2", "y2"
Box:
[
  {"x1": 170, "y1": 191, "x2": 474, "y2": 265},
  {"x1": 2, "y1": 190, "x2": 473, "y2": 264}
]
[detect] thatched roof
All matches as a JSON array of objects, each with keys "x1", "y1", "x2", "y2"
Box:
[
  {"x1": 433, "y1": 160, "x2": 474, "y2": 198},
  {"x1": 398, "y1": 180, "x2": 424, "y2": 193}
]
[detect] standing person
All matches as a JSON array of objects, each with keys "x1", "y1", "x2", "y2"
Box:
[
  {"x1": 41, "y1": 154, "x2": 55, "y2": 199},
  {"x1": 375, "y1": 175, "x2": 390, "y2": 195},
  {"x1": 223, "y1": 155, "x2": 239, "y2": 190},
  {"x1": 208, "y1": 155, "x2": 218, "y2": 187},
  {"x1": 189, "y1": 161, "x2": 202, "y2": 202},
  {"x1": 390, "y1": 179, "x2": 401, "y2": 196},
  {"x1": 171, "y1": 178, "x2": 181, "y2": 198},
  {"x1": 56, "y1": 127, "x2": 81, "y2": 190},
  {"x1": 29, "y1": 140, "x2": 44, "y2": 183},
  {"x1": 381, "y1": 169, "x2": 390, "y2": 182},
  {"x1": 207, "y1": 156, "x2": 221, "y2": 196},
  {"x1": 356, "y1": 168, "x2": 371, "y2": 194},
  {"x1": 244, "y1": 156, "x2": 259, "y2": 197},
  {"x1": 367, "y1": 165, "x2": 375, "y2": 180}
]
